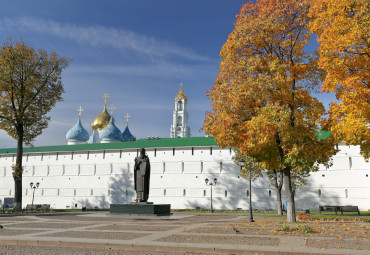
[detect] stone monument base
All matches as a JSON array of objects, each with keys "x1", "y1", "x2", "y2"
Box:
[{"x1": 109, "y1": 203, "x2": 171, "y2": 216}]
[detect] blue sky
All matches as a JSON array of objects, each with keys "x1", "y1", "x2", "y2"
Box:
[{"x1": 0, "y1": 0, "x2": 335, "y2": 148}]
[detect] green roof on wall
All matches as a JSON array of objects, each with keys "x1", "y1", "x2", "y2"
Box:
[
  {"x1": 0, "y1": 137, "x2": 218, "y2": 155},
  {"x1": 0, "y1": 130, "x2": 331, "y2": 155}
]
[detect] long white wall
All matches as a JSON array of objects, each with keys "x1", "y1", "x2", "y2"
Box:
[{"x1": 0, "y1": 144, "x2": 369, "y2": 211}]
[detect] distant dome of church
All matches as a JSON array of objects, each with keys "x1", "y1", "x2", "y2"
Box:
[
  {"x1": 91, "y1": 106, "x2": 111, "y2": 130},
  {"x1": 175, "y1": 83, "x2": 187, "y2": 102},
  {"x1": 99, "y1": 117, "x2": 122, "y2": 142},
  {"x1": 121, "y1": 126, "x2": 135, "y2": 142},
  {"x1": 66, "y1": 118, "x2": 89, "y2": 143}
]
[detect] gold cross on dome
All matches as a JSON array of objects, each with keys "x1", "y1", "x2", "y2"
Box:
[
  {"x1": 125, "y1": 113, "x2": 131, "y2": 126},
  {"x1": 109, "y1": 105, "x2": 116, "y2": 115},
  {"x1": 102, "y1": 92, "x2": 110, "y2": 106},
  {"x1": 77, "y1": 106, "x2": 84, "y2": 118},
  {"x1": 179, "y1": 82, "x2": 183, "y2": 89}
]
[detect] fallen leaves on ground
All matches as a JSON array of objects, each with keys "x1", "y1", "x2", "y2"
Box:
[{"x1": 235, "y1": 216, "x2": 369, "y2": 241}]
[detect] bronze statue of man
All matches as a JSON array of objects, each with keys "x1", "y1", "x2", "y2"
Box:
[{"x1": 134, "y1": 148, "x2": 151, "y2": 202}]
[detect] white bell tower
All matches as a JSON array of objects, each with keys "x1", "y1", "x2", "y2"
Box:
[{"x1": 170, "y1": 83, "x2": 190, "y2": 138}]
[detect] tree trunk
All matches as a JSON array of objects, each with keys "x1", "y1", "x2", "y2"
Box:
[
  {"x1": 275, "y1": 186, "x2": 283, "y2": 215},
  {"x1": 13, "y1": 124, "x2": 24, "y2": 212},
  {"x1": 271, "y1": 169, "x2": 283, "y2": 215},
  {"x1": 283, "y1": 167, "x2": 296, "y2": 222}
]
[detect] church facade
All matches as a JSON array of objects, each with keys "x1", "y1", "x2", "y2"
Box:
[{"x1": 0, "y1": 86, "x2": 369, "y2": 212}]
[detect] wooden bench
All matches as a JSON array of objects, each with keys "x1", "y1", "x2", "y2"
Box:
[
  {"x1": 319, "y1": 205, "x2": 340, "y2": 214},
  {"x1": 319, "y1": 205, "x2": 360, "y2": 215},
  {"x1": 26, "y1": 204, "x2": 50, "y2": 211},
  {"x1": 26, "y1": 204, "x2": 36, "y2": 210},
  {"x1": 340, "y1": 206, "x2": 360, "y2": 215}
]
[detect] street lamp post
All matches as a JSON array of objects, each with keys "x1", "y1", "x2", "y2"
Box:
[
  {"x1": 30, "y1": 182, "x2": 40, "y2": 211},
  {"x1": 205, "y1": 178, "x2": 217, "y2": 213},
  {"x1": 239, "y1": 159, "x2": 254, "y2": 222}
]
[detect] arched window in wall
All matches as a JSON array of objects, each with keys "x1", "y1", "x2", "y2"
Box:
[
  {"x1": 177, "y1": 116, "x2": 183, "y2": 126},
  {"x1": 177, "y1": 101, "x2": 183, "y2": 111}
]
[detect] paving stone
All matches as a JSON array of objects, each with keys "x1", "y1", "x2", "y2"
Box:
[
  {"x1": 156, "y1": 234, "x2": 280, "y2": 246},
  {"x1": 306, "y1": 238, "x2": 370, "y2": 250},
  {"x1": 0, "y1": 212, "x2": 368, "y2": 255},
  {"x1": 5, "y1": 222, "x2": 92, "y2": 229},
  {"x1": 90, "y1": 224, "x2": 179, "y2": 232},
  {"x1": 0, "y1": 229, "x2": 41, "y2": 236},
  {"x1": 40, "y1": 230, "x2": 150, "y2": 240},
  {"x1": 0, "y1": 217, "x2": 37, "y2": 222},
  {"x1": 0, "y1": 245, "x2": 228, "y2": 255}
]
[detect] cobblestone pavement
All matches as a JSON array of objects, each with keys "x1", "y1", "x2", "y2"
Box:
[{"x1": 0, "y1": 212, "x2": 369, "y2": 255}]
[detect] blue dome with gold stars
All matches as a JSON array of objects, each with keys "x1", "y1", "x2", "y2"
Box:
[
  {"x1": 99, "y1": 117, "x2": 122, "y2": 142},
  {"x1": 66, "y1": 118, "x2": 89, "y2": 142},
  {"x1": 121, "y1": 126, "x2": 135, "y2": 142}
]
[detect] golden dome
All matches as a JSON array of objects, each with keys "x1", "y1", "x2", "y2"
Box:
[
  {"x1": 91, "y1": 106, "x2": 111, "y2": 130},
  {"x1": 175, "y1": 83, "x2": 187, "y2": 102}
]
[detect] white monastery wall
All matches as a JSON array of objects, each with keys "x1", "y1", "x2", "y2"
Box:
[{"x1": 0, "y1": 143, "x2": 369, "y2": 211}]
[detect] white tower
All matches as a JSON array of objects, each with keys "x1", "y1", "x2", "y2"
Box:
[{"x1": 170, "y1": 83, "x2": 190, "y2": 138}]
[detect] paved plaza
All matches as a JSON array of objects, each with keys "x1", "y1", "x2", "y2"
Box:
[{"x1": 0, "y1": 212, "x2": 369, "y2": 254}]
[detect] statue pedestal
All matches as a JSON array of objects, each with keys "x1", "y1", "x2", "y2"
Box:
[{"x1": 109, "y1": 203, "x2": 171, "y2": 216}]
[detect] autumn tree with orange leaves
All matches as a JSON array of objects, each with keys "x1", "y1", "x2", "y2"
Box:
[
  {"x1": 309, "y1": 0, "x2": 370, "y2": 159},
  {"x1": 204, "y1": 0, "x2": 336, "y2": 222}
]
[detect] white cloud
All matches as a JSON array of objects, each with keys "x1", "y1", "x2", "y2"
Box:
[
  {"x1": 1, "y1": 16, "x2": 210, "y2": 62},
  {"x1": 66, "y1": 63, "x2": 209, "y2": 77}
]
